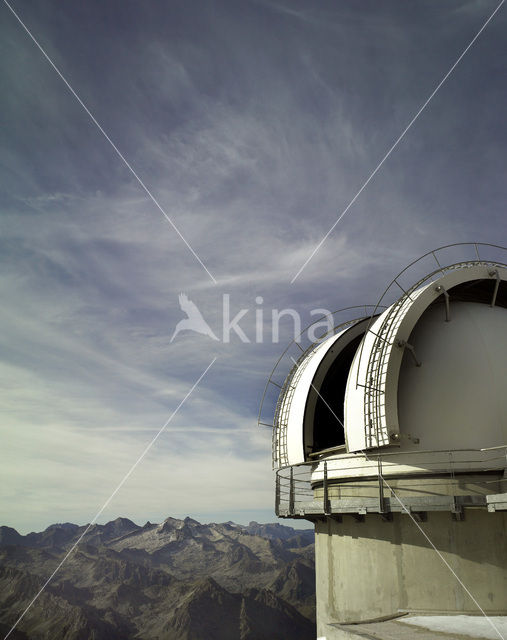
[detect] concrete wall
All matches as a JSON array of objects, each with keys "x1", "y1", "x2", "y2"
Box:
[{"x1": 315, "y1": 507, "x2": 507, "y2": 635}]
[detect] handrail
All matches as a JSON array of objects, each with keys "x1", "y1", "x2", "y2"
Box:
[{"x1": 275, "y1": 449, "x2": 507, "y2": 518}]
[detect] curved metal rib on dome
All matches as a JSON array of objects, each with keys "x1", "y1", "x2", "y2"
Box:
[{"x1": 351, "y1": 242, "x2": 507, "y2": 453}]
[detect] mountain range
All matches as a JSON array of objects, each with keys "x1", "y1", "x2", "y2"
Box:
[{"x1": 0, "y1": 517, "x2": 315, "y2": 639}]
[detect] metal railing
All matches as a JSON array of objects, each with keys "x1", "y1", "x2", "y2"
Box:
[{"x1": 275, "y1": 448, "x2": 507, "y2": 519}]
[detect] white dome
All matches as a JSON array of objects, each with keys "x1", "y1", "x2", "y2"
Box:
[
  {"x1": 273, "y1": 317, "x2": 371, "y2": 466},
  {"x1": 273, "y1": 262, "x2": 507, "y2": 476},
  {"x1": 345, "y1": 263, "x2": 507, "y2": 454}
]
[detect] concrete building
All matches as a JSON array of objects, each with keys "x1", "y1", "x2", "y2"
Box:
[{"x1": 260, "y1": 245, "x2": 507, "y2": 640}]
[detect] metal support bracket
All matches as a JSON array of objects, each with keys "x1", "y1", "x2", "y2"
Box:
[
  {"x1": 377, "y1": 458, "x2": 385, "y2": 514},
  {"x1": 489, "y1": 269, "x2": 501, "y2": 307},
  {"x1": 323, "y1": 461, "x2": 331, "y2": 516},
  {"x1": 389, "y1": 431, "x2": 420, "y2": 445},
  {"x1": 275, "y1": 473, "x2": 281, "y2": 516},
  {"x1": 451, "y1": 504, "x2": 464, "y2": 521},
  {"x1": 435, "y1": 285, "x2": 450, "y2": 322},
  {"x1": 397, "y1": 340, "x2": 421, "y2": 367},
  {"x1": 288, "y1": 467, "x2": 295, "y2": 516},
  {"x1": 411, "y1": 511, "x2": 427, "y2": 522},
  {"x1": 402, "y1": 508, "x2": 427, "y2": 522}
]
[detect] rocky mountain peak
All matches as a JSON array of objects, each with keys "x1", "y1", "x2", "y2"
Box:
[
  {"x1": 158, "y1": 516, "x2": 184, "y2": 534},
  {"x1": 102, "y1": 517, "x2": 139, "y2": 536},
  {"x1": 0, "y1": 526, "x2": 24, "y2": 547},
  {"x1": 0, "y1": 516, "x2": 316, "y2": 638}
]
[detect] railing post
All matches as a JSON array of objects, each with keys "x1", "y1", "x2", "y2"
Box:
[
  {"x1": 289, "y1": 467, "x2": 295, "y2": 516},
  {"x1": 448, "y1": 451, "x2": 463, "y2": 520},
  {"x1": 323, "y1": 461, "x2": 330, "y2": 515},
  {"x1": 377, "y1": 457, "x2": 385, "y2": 514},
  {"x1": 275, "y1": 471, "x2": 281, "y2": 516}
]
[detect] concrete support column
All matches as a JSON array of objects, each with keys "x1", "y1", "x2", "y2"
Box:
[{"x1": 315, "y1": 509, "x2": 507, "y2": 633}]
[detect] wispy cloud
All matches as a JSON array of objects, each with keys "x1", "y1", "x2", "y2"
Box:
[{"x1": 1, "y1": 0, "x2": 505, "y2": 532}]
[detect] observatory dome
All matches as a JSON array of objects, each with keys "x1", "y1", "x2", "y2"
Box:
[
  {"x1": 273, "y1": 263, "x2": 507, "y2": 478},
  {"x1": 265, "y1": 249, "x2": 507, "y2": 631}
]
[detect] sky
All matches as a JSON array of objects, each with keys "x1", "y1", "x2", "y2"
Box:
[{"x1": 1, "y1": 0, "x2": 506, "y2": 534}]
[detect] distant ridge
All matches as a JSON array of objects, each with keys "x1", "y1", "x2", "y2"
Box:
[{"x1": 0, "y1": 516, "x2": 315, "y2": 639}]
